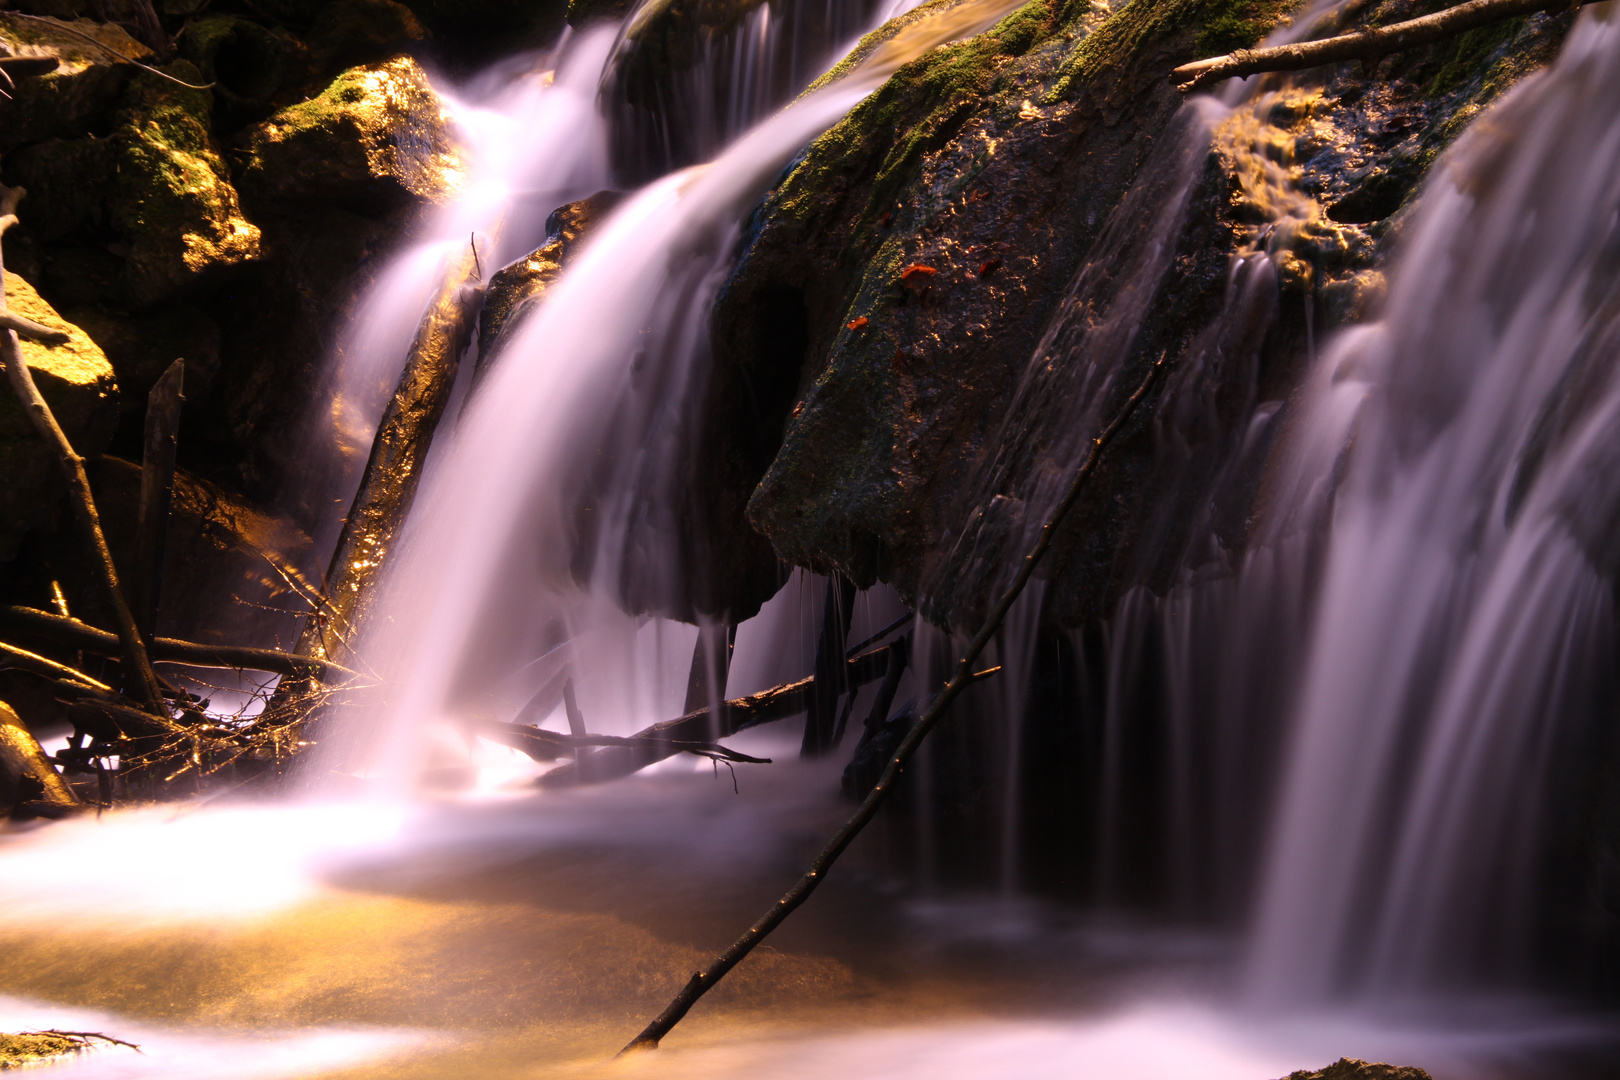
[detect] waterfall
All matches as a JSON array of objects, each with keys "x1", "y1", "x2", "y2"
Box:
[
  {"x1": 1247, "y1": 8, "x2": 1620, "y2": 1001},
  {"x1": 316, "y1": 0, "x2": 1030, "y2": 787}
]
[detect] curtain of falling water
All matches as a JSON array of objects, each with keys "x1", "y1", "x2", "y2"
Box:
[
  {"x1": 310, "y1": 0, "x2": 1031, "y2": 789},
  {"x1": 1248, "y1": 8, "x2": 1620, "y2": 1000}
]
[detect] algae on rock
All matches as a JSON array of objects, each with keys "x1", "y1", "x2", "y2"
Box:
[{"x1": 111, "y1": 62, "x2": 262, "y2": 307}]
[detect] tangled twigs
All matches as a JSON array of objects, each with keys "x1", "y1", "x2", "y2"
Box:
[
  {"x1": 21, "y1": 1029, "x2": 141, "y2": 1052},
  {"x1": 1172, "y1": 0, "x2": 1598, "y2": 92},
  {"x1": 620, "y1": 353, "x2": 1167, "y2": 1055}
]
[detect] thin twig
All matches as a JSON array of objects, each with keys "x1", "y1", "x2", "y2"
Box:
[{"x1": 619, "y1": 353, "x2": 1167, "y2": 1054}]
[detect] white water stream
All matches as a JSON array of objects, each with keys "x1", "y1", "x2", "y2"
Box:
[{"x1": 3, "y1": 0, "x2": 1620, "y2": 1077}]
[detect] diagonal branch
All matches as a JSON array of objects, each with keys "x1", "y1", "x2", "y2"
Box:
[
  {"x1": 619, "y1": 353, "x2": 1166, "y2": 1055},
  {"x1": 1171, "y1": 0, "x2": 1595, "y2": 92}
]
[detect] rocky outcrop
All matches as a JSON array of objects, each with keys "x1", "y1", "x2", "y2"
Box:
[
  {"x1": 0, "y1": 12, "x2": 150, "y2": 153},
  {"x1": 0, "y1": 273, "x2": 118, "y2": 561},
  {"x1": 709, "y1": 0, "x2": 1574, "y2": 629}
]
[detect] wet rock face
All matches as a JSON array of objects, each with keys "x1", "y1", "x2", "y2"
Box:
[
  {"x1": 0, "y1": 274, "x2": 119, "y2": 561},
  {"x1": 715, "y1": 0, "x2": 1573, "y2": 629},
  {"x1": 477, "y1": 190, "x2": 623, "y2": 366}
]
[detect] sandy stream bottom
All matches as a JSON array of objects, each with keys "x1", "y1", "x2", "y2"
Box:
[{"x1": 0, "y1": 749, "x2": 1612, "y2": 1079}]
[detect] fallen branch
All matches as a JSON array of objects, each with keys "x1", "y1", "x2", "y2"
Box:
[
  {"x1": 620, "y1": 354, "x2": 1166, "y2": 1054},
  {"x1": 0, "y1": 310, "x2": 69, "y2": 344},
  {"x1": 0, "y1": 182, "x2": 166, "y2": 712},
  {"x1": 1, "y1": 700, "x2": 80, "y2": 811},
  {"x1": 538, "y1": 641, "x2": 899, "y2": 788},
  {"x1": 293, "y1": 232, "x2": 490, "y2": 670},
  {"x1": 0, "y1": 605, "x2": 361, "y2": 681},
  {"x1": 1171, "y1": 0, "x2": 1594, "y2": 92},
  {"x1": 0, "y1": 639, "x2": 114, "y2": 691},
  {"x1": 474, "y1": 719, "x2": 771, "y2": 765}
]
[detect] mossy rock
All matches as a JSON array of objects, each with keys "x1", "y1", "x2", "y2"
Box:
[
  {"x1": 178, "y1": 15, "x2": 294, "y2": 106},
  {"x1": 110, "y1": 61, "x2": 263, "y2": 307},
  {"x1": 239, "y1": 57, "x2": 462, "y2": 211},
  {"x1": 0, "y1": 13, "x2": 152, "y2": 153},
  {"x1": 0, "y1": 273, "x2": 119, "y2": 561},
  {"x1": 0, "y1": 1031, "x2": 81, "y2": 1067}
]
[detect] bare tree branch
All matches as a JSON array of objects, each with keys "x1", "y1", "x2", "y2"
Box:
[{"x1": 1172, "y1": 0, "x2": 1594, "y2": 92}]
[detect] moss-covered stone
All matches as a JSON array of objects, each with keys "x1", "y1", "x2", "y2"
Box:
[
  {"x1": 0, "y1": 13, "x2": 152, "y2": 153},
  {"x1": 0, "y1": 1031, "x2": 81, "y2": 1068},
  {"x1": 239, "y1": 57, "x2": 463, "y2": 210},
  {"x1": 110, "y1": 61, "x2": 263, "y2": 307},
  {"x1": 709, "y1": 0, "x2": 1576, "y2": 627},
  {"x1": 0, "y1": 273, "x2": 119, "y2": 560},
  {"x1": 178, "y1": 15, "x2": 294, "y2": 106}
]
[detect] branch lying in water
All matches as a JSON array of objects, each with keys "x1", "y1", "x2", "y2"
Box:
[
  {"x1": 535, "y1": 640, "x2": 902, "y2": 788},
  {"x1": 474, "y1": 719, "x2": 771, "y2": 767},
  {"x1": 620, "y1": 353, "x2": 1168, "y2": 1055},
  {"x1": 1172, "y1": 0, "x2": 1598, "y2": 92}
]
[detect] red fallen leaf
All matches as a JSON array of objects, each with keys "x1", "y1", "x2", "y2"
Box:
[
  {"x1": 792, "y1": 401, "x2": 805, "y2": 418},
  {"x1": 900, "y1": 264, "x2": 937, "y2": 285},
  {"x1": 978, "y1": 258, "x2": 1003, "y2": 278},
  {"x1": 880, "y1": 212, "x2": 893, "y2": 228},
  {"x1": 970, "y1": 189, "x2": 992, "y2": 202},
  {"x1": 847, "y1": 316, "x2": 869, "y2": 330}
]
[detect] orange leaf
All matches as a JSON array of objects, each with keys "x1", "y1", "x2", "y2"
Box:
[
  {"x1": 978, "y1": 258, "x2": 1002, "y2": 278},
  {"x1": 900, "y1": 264, "x2": 937, "y2": 282},
  {"x1": 846, "y1": 316, "x2": 869, "y2": 330}
]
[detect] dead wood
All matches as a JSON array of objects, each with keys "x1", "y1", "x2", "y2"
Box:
[
  {"x1": 0, "y1": 310, "x2": 70, "y2": 344},
  {"x1": 133, "y1": 359, "x2": 183, "y2": 645},
  {"x1": 0, "y1": 639, "x2": 114, "y2": 691},
  {"x1": 619, "y1": 354, "x2": 1166, "y2": 1055},
  {"x1": 0, "y1": 700, "x2": 80, "y2": 811},
  {"x1": 537, "y1": 640, "x2": 900, "y2": 789},
  {"x1": 293, "y1": 235, "x2": 489, "y2": 671},
  {"x1": 0, "y1": 181, "x2": 166, "y2": 712},
  {"x1": 474, "y1": 719, "x2": 771, "y2": 765},
  {"x1": 682, "y1": 624, "x2": 735, "y2": 715},
  {"x1": 0, "y1": 605, "x2": 361, "y2": 681},
  {"x1": 1173, "y1": 0, "x2": 1596, "y2": 92}
]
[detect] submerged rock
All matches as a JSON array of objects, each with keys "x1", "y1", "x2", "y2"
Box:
[
  {"x1": 0, "y1": 274, "x2": 119, "y2": 561},
  {"x1": 240, "y1": 56, "x2": 462, "y2": 209},
  {"x1": 111, "y1": 62, "x2": 263, "y2": 307},
  {"x1": 0, "y1": 1031, "x2": 81, "y2": 1068}
]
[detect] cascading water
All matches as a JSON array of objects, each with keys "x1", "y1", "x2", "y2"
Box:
[
  {"x1": 1249, "y1": 9, "x2": 1620, "y2": 1001},
  {"x1": 5, "y1": 0, "x2": 1620, "y2": 1075}
]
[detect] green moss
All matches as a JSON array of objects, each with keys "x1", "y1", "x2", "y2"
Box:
[
  {"x1": 111, "y1": 61, "x2": 261, "y2": 305},
  {"x1": 1426, "y1": 15, "x2": 1526, "y2": 95}
]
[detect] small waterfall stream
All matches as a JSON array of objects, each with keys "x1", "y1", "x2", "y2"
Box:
[{"x1": 2, "y1": 0, "x2": 1620, "y2": 1076}]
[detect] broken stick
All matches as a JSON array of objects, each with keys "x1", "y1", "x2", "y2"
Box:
[
  {"x1": 1173, "y1": 0, "x2": 1597, "y2": 92},
  {"x1": 619, "y1": 353, "x2": 1167, "y2": 1055}
]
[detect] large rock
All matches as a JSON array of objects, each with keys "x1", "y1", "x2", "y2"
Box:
[
  {"x1": 0, "y1": 274, "x2": 119, "y2": 560},
  {"x1": 709, "y1": 0, "x2": 1573, "y2": 630},
  {"x1": 239, "y1": 56, "x2": 462, "y2": 210},
  {"x1": 0, "y1": 12, "x2": 151, "y2": 153},
  {"x1": 110, "y1": 62, "x2": 263, "y2": 307}
]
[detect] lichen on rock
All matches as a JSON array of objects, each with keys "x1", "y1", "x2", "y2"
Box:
[
  {"x1": 0, "y1": 272, "x2": 119, "y2": 560},
  {"x1": 110, "y1": 61, "x2": 262, "y2": 307},
  {"x1": 240, "y1": 56, "x2": 463, "y2": 209}
]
